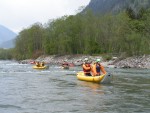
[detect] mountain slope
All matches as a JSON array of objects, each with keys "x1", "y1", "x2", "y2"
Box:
[
  {"x1": 84, "y1": 0, "x2": 150, "y2": 14},
  {"x1": 0, "y1": 25, "x2": 17, "y2": 48},
  {"x1": 0, "y1": 39, "x2": 15, "y2": 48},
  {"x1": 0, "y1": 25, "x2": 17, "y2": 44}
]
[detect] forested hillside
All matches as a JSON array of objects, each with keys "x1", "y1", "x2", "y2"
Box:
[
  {"x1": 84, "y1": 0, "x2": 150, "y2": 14},
  {"x1": 12, "y1": 8, "x2": 150, "y2": 60},
  {"x1": 1, "y1": 0, "x2": 150, "y2": 60}
]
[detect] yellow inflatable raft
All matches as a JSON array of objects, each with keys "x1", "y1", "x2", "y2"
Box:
[
  {"x1": 33, "y1": 65, "x2": 48, "y2": 69},
  {"x1": 77, "y1": 72, "x2": 112, "y2": 83}
]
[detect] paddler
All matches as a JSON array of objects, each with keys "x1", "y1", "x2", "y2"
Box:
[
  {"x1": 92, "y1": 59, "x2": 106, "y2": 76},
  {"x1": 82, "y1": 58, "x2": 92, "y2": 76}
]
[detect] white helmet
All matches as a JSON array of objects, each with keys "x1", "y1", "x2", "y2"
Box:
[
  {"x1": 84, "y1": 58, "x2": 88, "y2": 61},
  {"x1": 96, "y1": 59, "x2": 101, "y2": 62}
]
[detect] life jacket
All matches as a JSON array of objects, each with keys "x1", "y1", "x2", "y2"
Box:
[
  {"x1": 92, "y1": 63, "x2": 106, "y2": 76},
  {"x1": 62, "y1": 62, "x2": 69, "y2": 66},
  {"x1": 96, "y1": 64, "x2": 101, "y2": 73},
  {"x1": 36, "y1": 62, "x2": 40, "y2": 67},
  {"x1": 83, "y1": 63, "x2": 91, "y2": 73},
  {"x1": 40, "y1": 62, "x2": 45, "y2": 67}
]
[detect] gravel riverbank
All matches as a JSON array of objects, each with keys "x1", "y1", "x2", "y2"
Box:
[
  {"x1": 20, "y1": 54, "x2": 150, "y2": 69},
  {"x1": 114, "y1": 55, "x2": 150, "y2": 69}
]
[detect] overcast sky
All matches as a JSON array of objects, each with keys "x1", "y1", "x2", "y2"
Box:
[{"x1": 0, "y1": 0, "x2": 90, "y2": 33}]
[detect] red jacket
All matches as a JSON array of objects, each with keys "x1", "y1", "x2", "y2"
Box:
[{"x1": 82, "y1": 63, "x2": 91, "y2": 73}]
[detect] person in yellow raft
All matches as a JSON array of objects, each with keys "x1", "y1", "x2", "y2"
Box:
[
  {"x1": 40, "y1": 62, "x2": 45, "y2": 67},
  {"x1": 35, "y1": 61, "x2": 45, "y2": 67},
  {"x1": 92, "y1": 59, "x2": 106, "y2": 76},
  {"x1": 82, "y1": 58, "x2": 92, "y2": 76},
  {"x1": 35, "y1": 61, "x2": 40, "y2": 67}
]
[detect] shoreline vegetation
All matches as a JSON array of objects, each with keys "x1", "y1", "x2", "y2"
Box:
[
  {"x1": 20, "y1": 54, "x2": 150, "y2": 69},
  {"x1": 12, "y1": 9, "x2": 150, "y2": 61},
  {"x1": 1, "y1": 8, "x2": 150, "y2": 68}
]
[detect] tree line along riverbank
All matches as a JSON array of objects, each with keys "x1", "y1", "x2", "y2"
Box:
[
  {"x1": 4, "y1": 8, "x2": 149, "y2": 61},
  {"x1": 0, "y1": 8, "x2": 150, "y2": 66}
]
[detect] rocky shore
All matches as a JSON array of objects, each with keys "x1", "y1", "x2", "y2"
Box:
[
  {"x1": 114, "y1": 55, "x2": 150, "y2": 69},
  {"x1": 35, "y1": 55, "x2": 103, "y2": 66},
  {"x1": 20, "y1": 54, "x2": 150, "y2": 69}
]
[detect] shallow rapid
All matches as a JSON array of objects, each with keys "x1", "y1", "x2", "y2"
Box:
[{"x1": 0, "y1": 60, "x2": 149, "y2": 113}]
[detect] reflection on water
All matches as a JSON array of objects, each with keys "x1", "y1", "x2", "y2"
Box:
[
  {"x1": 77, "y1": 81, "x2": 105, "y2": 95},
  {"x1": 78, "y1": 82, "x2": 102, "y2": 90},
  {"x1": 0, "y1": 60, "x2": 149, "y2": 113}
]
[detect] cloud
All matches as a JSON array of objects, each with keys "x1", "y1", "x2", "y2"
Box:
[{"x1": 0, "y1": 0, "x2": 90, "y2": 33}]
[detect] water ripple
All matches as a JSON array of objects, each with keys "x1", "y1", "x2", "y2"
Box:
[{"x1": 0, "y1": 60, "x2": 149, "y2": 113}]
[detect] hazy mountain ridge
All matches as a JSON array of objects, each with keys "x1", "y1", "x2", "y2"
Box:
[
  {"x1": 84, "y1": 0, "x2": 150, "y2": 14},
  {"x1": 0, "y1": 39, "x2": 15, "y2": 48},
  {"x1": 0, "y1": 25, "x2": 17, "y2": 48}
]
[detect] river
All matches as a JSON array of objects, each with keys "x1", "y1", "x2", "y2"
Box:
[{"x1": 0, "y1": 60, "x2": 149, "y2": 113}]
